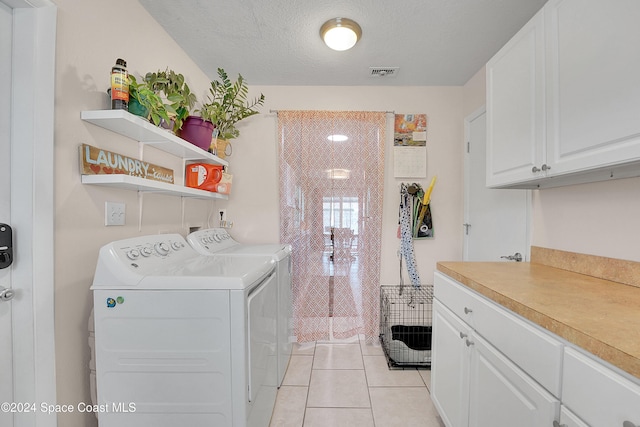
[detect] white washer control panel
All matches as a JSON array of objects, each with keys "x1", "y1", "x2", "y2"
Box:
[
  {"x1": 189, "y1": 228, "x2": 238, "y2": 254},
  {"x1": 102, "y1": 234, "x2": 194, "y2": 274}
]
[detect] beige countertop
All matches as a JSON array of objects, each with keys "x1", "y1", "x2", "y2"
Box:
[{"x1": 436, "y1": 260, "x2": 640, "y2": 380}]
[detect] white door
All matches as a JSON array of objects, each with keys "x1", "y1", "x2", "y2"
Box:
[
  {"x1": 0, "y1": 3, "x2": 14, "y2": 424},
  {"x1": 0, "y1": 2, "x2": 57, "y2": 426},
  {"x1": 463, "y1": 108, "x2": 530, "y2": 261}
]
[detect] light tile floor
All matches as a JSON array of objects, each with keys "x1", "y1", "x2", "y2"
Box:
[{"x1": 269, "y1": 338, "x2": 445, "y2": 427}]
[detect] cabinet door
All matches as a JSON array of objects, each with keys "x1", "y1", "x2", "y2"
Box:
[
  {"x1": 468, "y1": 333, "x2": 559, "y2": 427},
  {"x1": 562, "y1": 347, "x2": 640, "y2": 427},
  {"x1": 559, "y1": 405, "x2": 589, "y2": 427},
  {"x1": 431, "y1": 300, "x2": 471, "y2": 427},
  {"x1": 545, "y1": 0, "x2": 640, "y2": 175},
  {"x1": 486, "y1": 8, "x2": 546, "y2": 188}
]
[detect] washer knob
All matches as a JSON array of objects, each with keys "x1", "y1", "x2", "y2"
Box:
[
  {"x1": 155, "y1": 242, "x2": 170, "y2": 256},
  {"x1": 213, "y1": 234, "x2": 222, "y2": 242},
  {"x1": 171, "y1": 241, "x2": 184, "y2": 251},
  {"x1": 126, "y1": 249, "x2": 140, "y2": 260},
  {"x1": 140, "y1": 246, "x2": 153, "y2": 257}
]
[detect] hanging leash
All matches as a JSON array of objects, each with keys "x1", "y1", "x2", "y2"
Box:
[{"x1": 399, "y1": 184, "x2": 421, "y2": 289}]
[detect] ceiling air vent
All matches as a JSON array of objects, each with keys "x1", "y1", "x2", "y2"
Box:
[{"x1": 369, "y1": 67, "x2": 399, "y2": 78}]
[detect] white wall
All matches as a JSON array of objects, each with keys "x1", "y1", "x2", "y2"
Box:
[
  {"x1": 226, "y1": 86, "x2": 465, "y2": 287},
  {"x1": 54, "y1": 1, "x2": 220, "y2": 426},
  {"x1": 531, "y1": 177, "x2": 640, "y2": 261},
  {"x1": 463, "y1": 66, "x2": 486, "y2": 117}
]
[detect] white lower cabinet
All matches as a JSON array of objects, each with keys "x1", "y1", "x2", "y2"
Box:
[
  {"x1": 557, "y1": 405, "x2": 588, "y2": 427},
  {"x1": 468, "y1": 332, "x2": 559, "y2": 427},
  {"x1": 431, "y1": 300, "x2": 471, "y2": 427},
  {"x1": 562, "y1": 347, "x2": 640, "y2": 427},
  {"x1": 433, "y1": 271, "x2": 640, "y2": 427},
  {"x1": 431, "y1": 295, "x2": 559, "y2": 427}
]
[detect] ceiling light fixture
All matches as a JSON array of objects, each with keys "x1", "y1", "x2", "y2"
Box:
[
  {"x1": 326, "y1": 168, "x2": 351, "y2": 180},
  {"x1": 327, "y1": 134, "x2": 349, "y2": 142},
  {"x1": 320, "y1": 17, "x2": 362, "y2": 51}
]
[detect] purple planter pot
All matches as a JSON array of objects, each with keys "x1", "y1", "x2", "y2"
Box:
[{"x1": 180, "y1": 116, "x2": 215, "y2": 151}]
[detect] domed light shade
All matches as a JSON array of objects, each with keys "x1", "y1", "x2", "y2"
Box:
[
  {"x1": 327, "y1": 134, "x2": 348, "y2": 142},
  {"x1": 320, "y1": 18, "x2": 362, "y2": 51}
]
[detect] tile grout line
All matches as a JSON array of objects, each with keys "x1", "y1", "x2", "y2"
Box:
[
  {"x1": 301, "y1": 342, "x2": 316, "y2": 426},
  {"x1": 359, "y1": 339, "x2": 378, "y2": 427}
]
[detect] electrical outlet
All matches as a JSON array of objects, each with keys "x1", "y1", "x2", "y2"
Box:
[{"x1": 105, "y1": 202, "x2": 125, "y2": 226}]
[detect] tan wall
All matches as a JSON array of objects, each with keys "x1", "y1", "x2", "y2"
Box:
[
  {"x1": 462, "y1": 66, "x2": 486, "y2": 117},
  {"x1": 531, "y1": 177, "x2": 640, "y2": 261}
]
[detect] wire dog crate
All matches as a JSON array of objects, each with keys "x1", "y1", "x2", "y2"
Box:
[{"x1": 379, "y1": 284, "x2": 433, "y2": 369}]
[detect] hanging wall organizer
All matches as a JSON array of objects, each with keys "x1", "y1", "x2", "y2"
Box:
[{"x1": 399, "y1": 176, "x2": 436, "y2": 240}]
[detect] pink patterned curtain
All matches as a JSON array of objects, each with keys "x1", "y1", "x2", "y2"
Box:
[{"x1": 278, "y1": 111, "x2": 386, "y2": 343}]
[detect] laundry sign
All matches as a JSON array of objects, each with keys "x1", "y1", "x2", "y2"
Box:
[{"x1": 79, "y1": 144, "x2": 174, "y2": 184}]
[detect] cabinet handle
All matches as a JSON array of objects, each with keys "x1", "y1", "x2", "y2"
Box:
[
  {"x1": 465, "y1": 339, "x2": 474, "y2": 347},
  {"x1": 623, "y1": 421, "x2": 638, "y2": 427},
  {"x1": 459, "y1": 332, "x2": 468, "y2": 339},
  {"x1": 542, "y1": 164, "x2": 551, "y2": 171},
  {"x1": 464, "y1": 307, "x2": 473, "y2": 314},
  {"x1": 532, "y1": 166, "x2": 541, "y2": 173}
]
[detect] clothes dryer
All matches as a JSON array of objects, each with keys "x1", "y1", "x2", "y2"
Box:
[
  {"x1": 187, "y1": 228, "x2": 293, "y2": 386},
  {"x1": 91, "y1": 233, "x2": 278, "y2": 427}
]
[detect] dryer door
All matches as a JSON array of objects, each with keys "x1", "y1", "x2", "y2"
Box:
[{"x1": 247, "y1": 271, "x2": 278, "y2": 403}]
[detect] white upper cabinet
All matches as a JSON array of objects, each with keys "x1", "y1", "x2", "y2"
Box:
[
  {"x1": 487, "y1": 0, "x2": 640, "y2": 188},
  {"x1": 486, "y1": 9, "x2": 546, "y2": 188},
  {"x1": 545, "y1": 0, "x2": 640, "y2": 175}
]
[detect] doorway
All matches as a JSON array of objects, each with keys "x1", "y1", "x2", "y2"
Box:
[
  {"x1": 0, "y1": 2, "x2": 57, "y2": 426},
  {"x1": 463, "y1": 107, "x2": 530, "y2": 261},
  {"x1": 278, "y1": 111, "x2": 386, "y2": 343}
]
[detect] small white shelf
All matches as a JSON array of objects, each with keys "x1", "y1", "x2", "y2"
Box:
[
  {"x1": 81, "y1": 109, "x2": 228, "y2": 166},
  {"x1": 82, "y1": 174, "x2": 228, "y2": 200}
]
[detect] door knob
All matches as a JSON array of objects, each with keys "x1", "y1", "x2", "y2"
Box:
[{"x1": 0, "y1": 287, "x2": 15, "y2": 302}]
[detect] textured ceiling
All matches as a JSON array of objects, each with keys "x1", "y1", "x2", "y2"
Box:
[{"x1": 138, "y1": 0, "x2": 547, "y2": 86}]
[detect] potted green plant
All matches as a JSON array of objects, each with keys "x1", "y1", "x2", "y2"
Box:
[
  {"x1": 200, "y1": 67, "x2": 265, "y2": 140},
  {"x1": 128, "y1": 75, "x2": 171, "y2": 127},
  {"x1": 144, "y1": 69, "x2": 197, "y2": 133},
  {"x1": 181, "y1": 68, "x2": 265, "y2": 155}
]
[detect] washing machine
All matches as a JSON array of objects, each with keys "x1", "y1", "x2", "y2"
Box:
[
  {"x1": 90, "y1": 233, "x2": 278, "y2": 427},
  {"x1": 186, "y1": 228, "x2": 292, "y2": 387}
]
